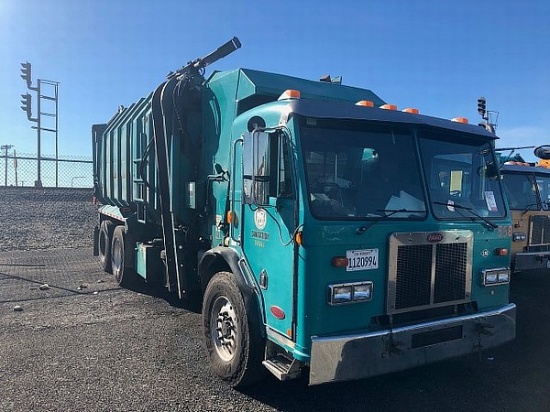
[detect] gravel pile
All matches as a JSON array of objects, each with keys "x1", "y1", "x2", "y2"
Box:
[{"x1": 0, "y1": 187, "x2": 97, "y2": 252}]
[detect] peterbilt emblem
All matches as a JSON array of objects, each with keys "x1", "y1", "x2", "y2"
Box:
[{"x1": 427, "y1": 233, "x2": 444, "y2": 242}]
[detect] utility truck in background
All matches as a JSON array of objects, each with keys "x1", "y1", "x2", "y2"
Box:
[
  {"x1": 93, "y1": 37, "x2": 516, "y2": 387},
  {"x1": 498, "y1": 145, "x2": 550, "y2": 272},
  {"x1": 476, "y1": 97, "x2": 550, "y2": 273}
]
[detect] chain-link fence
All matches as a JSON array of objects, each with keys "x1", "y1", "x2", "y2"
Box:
[{"x1": 0, "y1": 152, "x2": 92, "y2": 188}]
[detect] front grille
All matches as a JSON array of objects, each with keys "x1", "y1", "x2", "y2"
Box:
[
  {"x1": 388, "y1": 231, "x2": 472, "y2": 315},
  {"x1": 529, "y1": 215, "x2": 550, "y2": 246}
]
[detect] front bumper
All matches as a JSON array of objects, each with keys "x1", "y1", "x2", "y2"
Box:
[
  {"x1": 514, "y1": 251, "x2": 550, "y2": 271},
  {"x1": 309, "y1": 303, "x2": 516, "y2": 385}
]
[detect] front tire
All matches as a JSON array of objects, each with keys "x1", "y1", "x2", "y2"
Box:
[{"x1": 202, "y1": 271, "x2": 266, "y2": 388}]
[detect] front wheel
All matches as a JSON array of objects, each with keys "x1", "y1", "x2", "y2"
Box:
[{"x1": 202, "y1": 271, "x2": 266, "y2": 388}]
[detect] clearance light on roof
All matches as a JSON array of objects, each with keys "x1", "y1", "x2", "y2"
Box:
[
  {"x1": 402, "y1": 107, "x2": 419, "y2": 114},
  {"x1": 380, "y1": 103, "x2": 397, "y2": 110},
  {"x1": 355, "y1": 100, "x2": 374, "y2": 107},
  {"x1": 278, "y1": 89, "x2": 301, "y2": 100},
  {"x1": 505, "y1": 161, "x2": 531, "y2": 166},
  {"x1": 451, "y1": 117, "x2": 469, "y2": 124}
]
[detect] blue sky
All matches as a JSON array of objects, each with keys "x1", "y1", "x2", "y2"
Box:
[{"x1": 1, "y1": 0, "x2": 549, "y2": 161}]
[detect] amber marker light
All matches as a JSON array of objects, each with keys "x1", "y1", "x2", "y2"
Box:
[
  {"x1": 278, "y1": 89, "x2": 301, "y2": 100},
  {"x1": 355, "y1": 100, "x2": 374, "y2": 107},
  {"x1": 495, "y1": 248, "x2": 509, "y2": 256},
  {"x1": 332, "y1": 256, "x2": 349, "y2": 268},
  {"x1": 226, "y1": 210, "x2": 233, "y2": 224},
  {"x1": 451, "y1": 117, "x2": 469, "y2": 124},
  {"x1": 402, "y1": 107, "x2": 419, "y2": 114},
  {"x1": 294, "y1": 230, "x2": 303, "y2": 246},
  {"x1": 380, "y1": 103, "x2": 397, "y2": 110}
]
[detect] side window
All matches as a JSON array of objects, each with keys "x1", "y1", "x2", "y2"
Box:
[
  {"x1": 276, "y1": 134, "x2": 293, "y2": 198},
  {"x1": 243, "y1": 130, "x2": 293, "y2": 205}
]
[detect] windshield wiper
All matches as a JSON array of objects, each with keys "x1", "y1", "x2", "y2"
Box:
[
  {"x1": 521, "y1": 203, "x2": 540, "y2": 215},
  {"x1": 355, "y1": 209, "x2": 425, "y2": 235},
  {"x1": 432, "y1": 201, "x2": 498, "y2": 230}
]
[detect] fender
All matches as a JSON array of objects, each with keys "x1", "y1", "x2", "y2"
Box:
[{"x1": 199, "y1": 246, "x2": 266, "y2": 336}]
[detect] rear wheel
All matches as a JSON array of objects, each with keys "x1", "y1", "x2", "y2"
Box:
[
  {"x1": 111, "y1": 225, "x2": 135, "y2": 287},
  {"x1": 203, "y1": 271, "x2": 266, "y2": 388},
  {"x1": 98, "y1": 220, "x2": 115, "y2": 273}
]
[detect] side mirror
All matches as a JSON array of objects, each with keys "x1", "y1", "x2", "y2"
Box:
[{"x1": 534, "y1": 145, "x2": 550, "y2": 160}]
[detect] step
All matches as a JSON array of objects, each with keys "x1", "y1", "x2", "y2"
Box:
[{"x1": 262, "y1": 354, "x2": 301, "y2": 381}]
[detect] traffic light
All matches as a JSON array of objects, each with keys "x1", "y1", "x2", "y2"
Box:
[
  {"x1": 21, "y1": 93, "x2": 32, "y2": 120},
  {"x1": 477, "y1": 97, "x2": 487, "y2": 119},
  {"x1": 20, "y1": 62, "x2": 32, "y2": 88}
]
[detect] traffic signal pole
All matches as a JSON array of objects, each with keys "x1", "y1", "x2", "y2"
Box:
[
  {"x1": 37, "y1": 79, "x2": 42, "y2": 187},
  {"x1": 19, "y1": 62, "x2": 59, "y2": 187}
]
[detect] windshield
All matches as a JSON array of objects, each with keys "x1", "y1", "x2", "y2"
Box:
[
  {"x1": 501, "y1": 171, "x2": 550, "y2": 210},
  {"x1": 301, "y1": 122, "x2": 426, "y2": 219},
  {"x1": 535, "y1": 173, "x2": 550, "y2": 207},
  {"x1": 418, "y1": 132, "x2": 506, "y2": 219}
]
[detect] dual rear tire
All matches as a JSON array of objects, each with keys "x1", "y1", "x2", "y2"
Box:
[
  {"x1": 98, "y1": 220, "x2": 115, "y2": 273},
  {"x1": 99, "y1": 222, "x2": 266, "y2": 387},
  {"x1": 97, "y1": 220, "x2": 135, "y2": 286}
]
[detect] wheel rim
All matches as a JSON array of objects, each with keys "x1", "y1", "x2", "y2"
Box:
[{"x1": 210, "y1": 296, "x2": 238, "y2": 362}]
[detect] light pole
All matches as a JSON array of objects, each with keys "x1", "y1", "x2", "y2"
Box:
[
  {"x1": 1, "y1": 144, "x2": 14, "y2": 186},
  {"x1": 20, "y1": 62, "x2": 59, "y2": 187}
]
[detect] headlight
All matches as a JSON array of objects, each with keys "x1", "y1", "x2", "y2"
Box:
[
  {"x1": 498, "y1": 269, "x2": 510, "y2": 283},
  {"x1": 353, "y1": 283, "x2": 373, "y2": 301},
  {"x1": 328, "y1": 281, "x2": 373, "y2": 305},
  {"x1": 512, "y1": 232, "x2": 526, "y2": 242},
  {"x1": 331, "y1": 285, "x2": 352, "y2": 304},
  {"x1": 482, "y1": 268, "x2": 511, "y2": 286}
]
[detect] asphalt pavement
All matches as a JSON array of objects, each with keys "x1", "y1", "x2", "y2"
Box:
[{"x1": 1, "y1": 248, "x2": 550, "y2": 412}]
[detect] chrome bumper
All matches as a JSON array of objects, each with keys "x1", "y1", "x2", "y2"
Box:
[{"x1": 309, "y1": 303, "x2": 516, "y2": 385}]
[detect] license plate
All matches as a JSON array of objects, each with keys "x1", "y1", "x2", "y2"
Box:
[{"x1": 346, "y1": 249, "x2": 378, "y2": 271}]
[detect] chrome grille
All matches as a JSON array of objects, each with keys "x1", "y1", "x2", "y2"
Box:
[
  {"x1": 529, "y1": 215, "x2": 550, "y2": 246},
  {"x1": 388, "y1": 231, "x2": 472, "y2": 315}
]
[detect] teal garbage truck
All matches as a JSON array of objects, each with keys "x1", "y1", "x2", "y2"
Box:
[{"x1": 93, "y1": 38, "x2": 516, "y2": 387}]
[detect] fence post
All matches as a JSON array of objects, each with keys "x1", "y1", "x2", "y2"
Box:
[{"x1": 1, "y1": 145, "x2": 13, "y2": 186}]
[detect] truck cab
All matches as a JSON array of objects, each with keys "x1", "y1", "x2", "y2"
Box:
[
  {"x1": 222, "y1": 85, "x2": 515, "y2": 384},
  {"x1": 500, "y1": 158, "x2": 550, "y2": 272}
]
